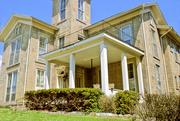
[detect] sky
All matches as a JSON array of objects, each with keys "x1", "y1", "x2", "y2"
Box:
[{"x1": 0, "y1": 0, "x2": 180, "y2": 57}]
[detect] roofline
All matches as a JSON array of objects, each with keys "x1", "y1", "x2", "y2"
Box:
[
  {"x1": 0, "y1": 14, "x2": 58, "y2": 41},
  {"x1": 42, "y1": 33, "x2": 144, "y2": 60},
  {"x1": 84, "y1": 3, "x2": 166, "y2": 30}
]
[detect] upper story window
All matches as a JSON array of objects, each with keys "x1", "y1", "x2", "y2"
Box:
[
  {"x1": 78, "y1": 0, "x2": 85, "y2": 21},
  {"x1": 60, "y1": 0, "x2": 66, "y2": 20},
  {"x1": 39, "y1": 36, "x2": 48, "y2": 56},
  {"x1": 36, "y1": 69, "x2": 45, "y2": 89},
  {"x1": 155, "y1": 64, "x2": 161, "y2": 94},
  {"x1": 78, "y1": 35, "x2": 84, "y2": 41},
  {"x1": 59, "y1": 36, "x2": 65, "y2": 49},
  {"x1": 170, "y1": 41, "x2": 179, "y2": 62},
  {"x1": 120, "y1": 24, "x2": 133, "y2": 45},
  {"x1": 9, "y1": 37, "x2": 21, "y2": 66},
  {"x1": 15, "y1": 25, "x2": 21, "y2": 35},
  {"x1": 6, "y1": 71, "x2": 18, "y2": 102},
  {"x1": 151, "y1": 29, "x2": 158, "y2": 58}
]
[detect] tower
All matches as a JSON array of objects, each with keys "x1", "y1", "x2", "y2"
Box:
[{"x1": 52, "y1": 0, "x2": 91, "y2": 46}]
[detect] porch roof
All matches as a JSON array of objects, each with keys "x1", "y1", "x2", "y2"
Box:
[{"x1": 42, "y1": 33, "x2": 144, "y2": 68}]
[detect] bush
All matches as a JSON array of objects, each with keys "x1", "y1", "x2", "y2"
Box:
[
  {"x1": 25, "y1": 88, "x2": 103, "y2": 112},
  {"x1": 98, "y1": 95, "x2": 116, "y2": 113},
  {"x1": 137, "y1": 94, "x2": 180, "y2": 121},
  {"x1": 114, "y1": 90, "x2": 139, "y2": 114}
]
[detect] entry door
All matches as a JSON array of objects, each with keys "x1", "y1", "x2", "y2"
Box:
[{"x1": 128, "y1": 63, "x2": 136, "y2": 91}]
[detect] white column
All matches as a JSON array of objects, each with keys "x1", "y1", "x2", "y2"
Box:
[
  {"x1": 45, "y1": 62, "x2": 50, "y2": 89},
  {"x1": 121, "y1": 53, "x2": 129, "y2": 90},
  {"x1": 100, "y1": 43, "x2": 109, "y2": 95},
  {"x1": 69, "y1": 54, "x2": 75, "y2": 88},
  {"x1": 136, "y1": 58, "x2": 144, "y2": 97}
]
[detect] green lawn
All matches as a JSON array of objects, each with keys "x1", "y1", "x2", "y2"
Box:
[{"x1": 0, "y1": 108, "x2": 131, "y2": 121}]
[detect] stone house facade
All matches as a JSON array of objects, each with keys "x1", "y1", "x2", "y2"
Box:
[{"x1": 0, "y1": 1, "x2": 179, "y2": 105}]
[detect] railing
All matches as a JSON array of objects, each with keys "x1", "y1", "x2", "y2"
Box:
[{"x1": 43, "y1": 20, "x2": 142, "y2": 56}]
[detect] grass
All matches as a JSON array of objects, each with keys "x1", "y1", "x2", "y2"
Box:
[{"x1": 0, "y1": 108, "x2": 131, "y2": 121}]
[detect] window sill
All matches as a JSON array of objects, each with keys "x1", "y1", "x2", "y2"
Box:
[
  {"x1": 76, "y1": 19, "x2": 86, "y2": 25},
  {"x1": 7, "y1": 63, "x2": 20, "y2": 69},
  {"x1": 153, "y1": 56, "x2": 160, "y2": 61},
  {"x1": 57, "y1": 19, "x2": 67, "y2": 25}
]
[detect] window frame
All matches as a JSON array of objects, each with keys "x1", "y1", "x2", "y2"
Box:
[
  {"x1": 151, "y1": 29, "x2": 159, "y2": 58},
  {"x1": 78, "y1": 0, "x2": 85, "y2": 21},
  {"x1": 59, "y1": 36, "x2": 65, "y2": 49},
  {"x1": 119, "y1": 23, "x2": 133, "y2": 45},
  {"x1": 5, "y1": 71, "x2": 18, "y2": 102},
  {"x1": 38, "y1": 36, "x2": 48, "y2": 57},
  {"x1": 35, "y1": 69, "x2": 45, "y2": 90},
  {"x1": 155, "y1": 64, "x2": 161, "y2": 94},
  {"x1": 9, "y1": 36, "x2": 21, "y2": 66},
  {"x1": 60, "y1": 0, "x2": 66, "y2": 20}
]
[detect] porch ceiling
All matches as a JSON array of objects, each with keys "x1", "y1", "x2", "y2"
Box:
[{"x1": 42, "y1": 33, "x2": 144, "y2": 68}]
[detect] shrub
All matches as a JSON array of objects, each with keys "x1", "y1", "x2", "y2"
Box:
[
  {"x1": 136, "y1": 94, "x2": 180, "y2": 121},
  {"x1": 114, "y1": 90, "x2": 139, "y2": 114},
  {"x1": 25, "y1": 88, "x2": 103, "y2": 112},
  {"x1": 98, "y1": 95, "x2": 116, "y2": 113}
]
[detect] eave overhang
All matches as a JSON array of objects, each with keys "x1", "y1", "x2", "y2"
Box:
[{"x1": 0, "y1": 15, "x2": 58, "y2": 42}]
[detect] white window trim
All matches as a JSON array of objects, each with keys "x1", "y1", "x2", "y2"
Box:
[
  {"x1": 35, "y1": 69, "x2": 46, "y2": 90},
  {"x1": 119, "y1": 23, "x2": 133, "y2": 44},
  {"x1": 5, "y1": 70, "x2": 18, "y2": 103},
  {"x1": 78, "y1": 0, "x2": 85, "y2": 21},
  {"x1": 59, "y1": 36, "x2": 65, "y2": 49},
  {"x1": 60, "y1": 0, "x2": 66, "y2": 20},
  {"x1": 37, "y1": 34, "x2": 48, "y2": 60},
  {"x1": 8, "y1": 35, "x2": 22, "y2": 66},
  {"x1": 127, "y1": 62, "x2": 137, "y2": 91}
]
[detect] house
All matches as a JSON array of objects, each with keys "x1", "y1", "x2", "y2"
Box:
[{"x1": 0, "y1": 0, "x2": 179, "y2": 105}]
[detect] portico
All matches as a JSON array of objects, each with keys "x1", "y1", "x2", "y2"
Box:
[{"x1": 43, "y1": 33, "x2": 144, "y2": 96}]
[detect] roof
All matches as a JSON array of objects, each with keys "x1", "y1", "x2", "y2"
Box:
[
  {"x1": 84, "y1": 3, "x2": 167, "y2": 30},
  {"x1": 157, "y1": 25, "x2": 180, "y2": 43},
  {"x1": 0, "y1": 14, "x2": 58, "y2": 41}
]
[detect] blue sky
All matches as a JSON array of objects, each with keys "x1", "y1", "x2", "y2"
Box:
[{"x1": 0, "y1": 0, "x2": 180, "y2": 56}]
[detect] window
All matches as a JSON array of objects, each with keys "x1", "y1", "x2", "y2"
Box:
[
  {"x1": 155, "y1": 64, "x2": 161, "y2": 93},
  {"x1": 128, "y1": 63, "x2": 136, "y2": 91},
  {"x1": 59, "y1": 36, "x2": 65, "y2": 49},
  {"x1": 39, "y1": 36, "x2": 48, "y2": 56},
  {"x1": 15, "y1": 25, "x2": 21, "y2": 35},
  {"x1": 78, "y1": 35, "x2": 84, "y2": 41},
  {"x1": 151, "y1": 29, "x2": 158, "y2": 57},
  {"x1": 9, "y1": 38, "x2": 21, "y2": 65},
  {"x1": 120, "y1": 24, "x2": 133, "y2": 44},
  {"x1": 78, "y1": 0, "x2": 85, "y2": 21},
  {"x1": 36, "y1": 69, "x2": 45, "y2": 88},
  {"x1": 60, "y1": 0, "x2": 66, "y2": 20},
  {"x1": 6, "y1": 71, "x2": 17, "y2": 102}
]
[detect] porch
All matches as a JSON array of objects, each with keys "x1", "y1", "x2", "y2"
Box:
[{"x1": 43, "y1": 33, "x2": 144, "y2": 96}]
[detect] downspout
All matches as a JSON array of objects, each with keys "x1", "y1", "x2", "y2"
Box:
[
  {"x1": 23, "y1": 21, "x2": 32, "y2": 105},
  {"x1": 159, "y1": 27, "x2": 172, "y2": 94},
  {"x1": 141, "y1": 4, "x2": 152, "y2": 94}
]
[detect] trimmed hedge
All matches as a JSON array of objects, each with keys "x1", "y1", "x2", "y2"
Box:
[
  {"x1": 25, "y1": 88, "x2": 103, "y2": 112},
  {"x1": 114, "y1": 90, "x2": 139, "y2": 114}
]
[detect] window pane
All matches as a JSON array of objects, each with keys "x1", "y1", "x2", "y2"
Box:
[
  {"x1": 36, "y1": 70, "x2": 45, "y2": 88},
  {"x1": 78, "y1": 0, "x2": 84, "y2": 20},
  {"x1": 120, "y1": 25, "x2": 132, "y2": 44},
  {"x1": 39, "y1": 37, "x2": 47, "y2": 55},
  {"x1": 6, "y1": 73, "x2": 12, "y2": 102},
  {"x1": 155, "y1": 65, "x2": 161, "y2": 93},
  {"x1": 60, "y1": 0, "x2": 66, "y2": 20},
  {"x1": 59, "y1": 37, "x2": 65, "y2": 49}
]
